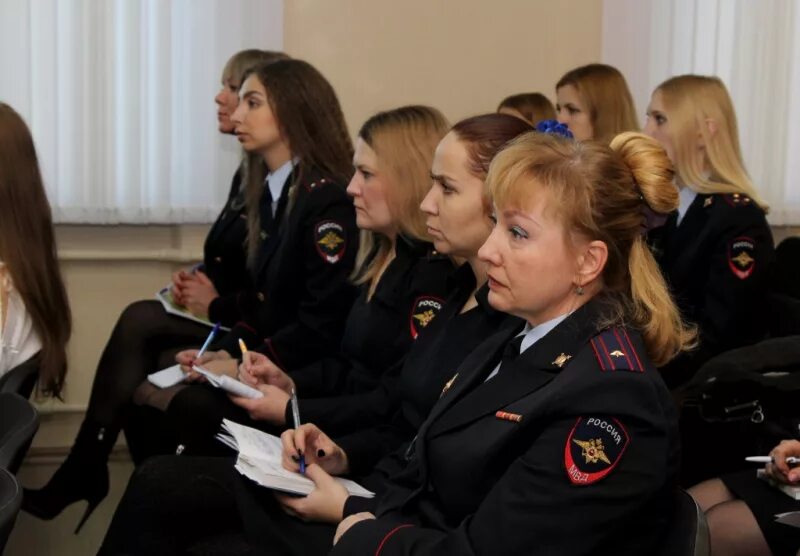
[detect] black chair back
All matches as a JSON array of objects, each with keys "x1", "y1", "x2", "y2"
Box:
[
  {"x1": 657, "y1": 489, "x2": 710, "y2": 556},
  {"x1": 0, "y1": 467, "x2": 21, "y2": 554},
  {"x1": 0, "y1": 355, "x2": 40, "y2": 399},
  {"x1": 0, "y1": 393, "x2": 39, "y2": 474}
]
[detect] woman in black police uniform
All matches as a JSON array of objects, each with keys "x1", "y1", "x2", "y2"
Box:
[
  {"x1": 99, "y1": 131, "x2": 694, "y2": 555},
  {"x1": 162, "y1": 105, "x2": 453, "y2": 455},
  {"x1": 644, "y1": 75, "x2": 774, "y2": 389},
  {"x1": 22, "y1": 49, "x2": 289, "y2": 528}
]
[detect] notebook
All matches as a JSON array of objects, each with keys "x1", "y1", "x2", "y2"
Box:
[
  {"x1": 757, "y1": 469, "x2": 800, "y2": 500},
  {"x1": 216, "y1": 419, "x2": 374, "y2": 498},
  {"x1": 147, "y1": 364, "x2": 263, "y2": 399},
  {"x1": 156, "y1": 286, "x2": 231, "y2": 331}
]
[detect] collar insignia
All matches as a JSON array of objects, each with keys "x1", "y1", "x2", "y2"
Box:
[{"x1": 552, "y1": 353, "x2": 572, "y2": 368}]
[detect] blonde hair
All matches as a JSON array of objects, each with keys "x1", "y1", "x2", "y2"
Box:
[
  {"x1": 352, "y1": 105, "x2": 450, "y2": 287},
  {"x1": 221, "y1": 49, "x2": 289, "y2": 87},
  {"x1": 556, "y1": 64, "x2": 639, "y2": 144},
  {"x1": 656, "y1": 75, "x2": 768, "y2": 211},
  {"x1": 488, "y1": 131, "x2": 695, "y2": 366}
]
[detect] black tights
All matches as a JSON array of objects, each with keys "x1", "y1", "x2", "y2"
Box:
[
  {"x1": 99, "y1": 456, "x2": 335, "y2": 556},
  {"x1": 84, "y1": 300, "x2": 210, "y2": 453}
]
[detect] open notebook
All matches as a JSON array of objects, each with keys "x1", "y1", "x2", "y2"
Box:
[
  {"x1": 217, "y1": 419, "x2": 374, "y2": 498},
  {"x1": 757, "y1": 469, "x2": 800, "y2": 500},
  {"x1": 156, "y1": 286, "x2": 232, "y2": 331}
]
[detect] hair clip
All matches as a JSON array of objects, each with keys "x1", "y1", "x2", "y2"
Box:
[{"x1": 535, "y1": 119, "x2": 574, "y2": 140}]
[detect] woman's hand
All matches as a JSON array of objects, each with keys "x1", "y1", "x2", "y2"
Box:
[
  {"x1": 229, "y1": 385, "x2": 290, "y2": 424},
  {"x1": 765, "y1": 439, "x2": 800, "y2": 484},
  {"x1": 180, "y1": 271, "x2": 219, "y2": 318},
  {"x1": 274, "y1": 464, "x2": 350, "y2": 524},
  {"x1": 280, "y1": 424, "x2": 349, "y2": 476},
  {"x1": 170, "y1": 268, "x2": 191, "y2": 306},
  {"x1": 238, "y1": 351, "x2": 295, "y2": 393},
  {"x1": 334, "y1": 512, "x2": 376, "y2": 545},
  {"x1": 176, "y1": 349, "x2": 232, "y2": 380}
]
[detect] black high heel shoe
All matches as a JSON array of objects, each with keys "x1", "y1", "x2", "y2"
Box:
[{"x1": 22, "y1": 421, "x2": 114, "y2": 534}]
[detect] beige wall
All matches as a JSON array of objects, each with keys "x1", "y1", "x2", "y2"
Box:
[{"x1": 284, "y1": 0, "x2": 604, "y2": 133}]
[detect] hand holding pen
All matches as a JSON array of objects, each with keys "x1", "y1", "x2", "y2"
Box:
[{"x1": 752, "y1": 439, "x2": 800, "y2": 484}]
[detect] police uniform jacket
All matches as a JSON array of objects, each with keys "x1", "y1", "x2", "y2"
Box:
[
  {"x1": 201, "y1": 168, "x2": 252, "y2": 326},
  {"x1": 333, "y1": 298, "x2": 679, "y2": 556},
  {"x1": 214, "y1": 166, "x2": 359, "y2": 371},
  {"x1": 284, "y1": 238, "x2": 454, "y2": 429},
  {"x1": 337, "y1": 265, "x2": 521, "y2": 480},
  {"x1": 648, "y1": 192, "x2": 774, "y2": 388}
]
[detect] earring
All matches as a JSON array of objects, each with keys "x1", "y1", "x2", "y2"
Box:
[{"x1": 575, "y1": 284, "x2": 584, "y2": 296}]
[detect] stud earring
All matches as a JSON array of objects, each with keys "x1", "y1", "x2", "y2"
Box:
[{"x1": 575, "y1": 285, "x2": 584, "y2": 296}]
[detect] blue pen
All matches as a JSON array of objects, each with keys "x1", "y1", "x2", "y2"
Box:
[
  {"x1": 197, "y1": 322, "x2": 221, "y2": 359},
  {"x1": 290, "y1": 388, "x2": 305, "y2": 474}
]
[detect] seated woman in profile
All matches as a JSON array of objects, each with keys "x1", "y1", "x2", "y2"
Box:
[
  {"x1": 497, "y1": 92, "x2": 555, "y2": 126},
  {"x1": 0, "y1": 103, "x2": 71, "y2": 397},
  {"x1": 554, "y1": 63, "x2": 639, "y2": 142},
  {"x1": 99, "y1": 130, "x2": 694, "y2": 555},
  {"x1": 644, "y1": 74, "x2": 774, "y2": 389},
  {"x1": 690, "y1": 439, "x2": 800, "y2": 556}
]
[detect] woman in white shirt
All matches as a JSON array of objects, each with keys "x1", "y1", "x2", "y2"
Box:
[{"x1": 0, "y1": 102, "x2": 71, "y2": 395}]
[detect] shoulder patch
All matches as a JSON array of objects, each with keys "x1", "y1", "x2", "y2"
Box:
[
  {"x1": 723, "y1": 193, "x2": 753, "y2": 207},
  {"x1": 589, "y1": 328, "x2": 644, "y2": 373},
  {"x1": 409, "y1": 296, "x2": 444, "y2": 339},
  {"x1": 314, "y1": 220, "x2": 346, "y2": 264},
  {"x1": 564, "y1": 416, "x2": 629, "y2": 485},
  {"x1": 728, "y1": 236, "x2": 756, "y2": 279}
]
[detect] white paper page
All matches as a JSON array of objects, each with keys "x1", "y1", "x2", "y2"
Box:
[{"x1": 775, "y1": 511, "x2": 800, "y2": 528}]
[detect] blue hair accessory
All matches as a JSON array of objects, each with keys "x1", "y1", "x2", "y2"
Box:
[{"x1": 536, "y1": 119, "x2": 574, "y2": 140}]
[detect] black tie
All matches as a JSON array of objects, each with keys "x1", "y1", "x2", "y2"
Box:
[
  {"x1": 259, "y1": 182, "x2": 274, "y2": 234},
  {"x1": 499, "y1": 335, "x2": 524, "y2": 372}
]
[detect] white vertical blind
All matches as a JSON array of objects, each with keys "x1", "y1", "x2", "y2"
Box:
[
  {"x1": 603, "y1": 0, "x2": 800, "y2": 225},
  {"x1": 0, "y1": 0, "x2": 283, "y2": 223}
]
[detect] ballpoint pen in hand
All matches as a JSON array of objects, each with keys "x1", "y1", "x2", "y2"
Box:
[
  {"x1": 746, "y1": 456, "x2": 800, "y2": 464},
  {"x1": 290, "y1": 388, "x2": 305, "y2": 474}
]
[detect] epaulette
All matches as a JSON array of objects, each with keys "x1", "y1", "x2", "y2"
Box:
[
  {"x1": 722, "y1": 192, "x2": 753, "y2": 207},
  {"x1": 302, "y1": 177, "x2": 332, "y2": 192},
  {"x1": 589, "y1": 328, "x2": 644, "y2": 373}
]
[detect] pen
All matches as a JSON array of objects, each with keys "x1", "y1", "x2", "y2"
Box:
[
  {"x1": 290, "y1": 388, "x2": 305, "y2": 474},
  {"x1": 746, "y1": 456, "x2": 800, "y2": 464},
  {"x1": 238, "y1": 338, "x2": 248, "y2": 361},
  {"x1": 196, "y1": 322, "x2": 221, "y2": 360}
]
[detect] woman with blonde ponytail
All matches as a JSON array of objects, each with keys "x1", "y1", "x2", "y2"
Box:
[{"x1": 644, "y1": 75, "x2": 774, "y2": 388}]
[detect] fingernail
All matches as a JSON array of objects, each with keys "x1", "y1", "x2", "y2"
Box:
[{"x1": 317, "y1": 449, "x2": 326, "y2": 458}]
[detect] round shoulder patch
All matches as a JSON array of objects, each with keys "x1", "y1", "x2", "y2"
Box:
[
  {"x1": 564, "y1": 416, "x2": 629, "y2": 486},
  {"x1": 728, "y1": 236, "x2": 756, "y2": 280},
  {"x1": 314, "y1": 220, "x2": 346, "y2": 264},
  {"x1": 409, "y1": 296, "x2": 444, "y2": 339}
]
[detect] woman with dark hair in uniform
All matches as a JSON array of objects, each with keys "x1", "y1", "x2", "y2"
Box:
[{"x1": 161, "y1": 105, "x2": 453, "y2": 456}]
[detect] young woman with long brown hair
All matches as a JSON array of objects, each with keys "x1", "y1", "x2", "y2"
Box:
[{"x1": 0, "y1": 103, "x2": 71, "y2": 396}]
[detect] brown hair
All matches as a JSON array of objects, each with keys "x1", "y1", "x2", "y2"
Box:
[
  {"x1": 655, "y1": 75, "x2": 768, "y2": 210},
  {"x1": 221, "y1": 49, "x2": 290, "y2": 88},
  {"x1": 556, "y1": 64, "x2": 639, "y2": 143},
  {"x1": 497, "y1": 93, "x2": 556, "y2": 125},
  {"x1": 449, "y1": 113, "x2": 534, "y2": 213},
  {"x1": 488, "y1": 131, "x2": 695, "y2": 366},
  {"x1": 0, "y1": 103, "x2": 72, "y2": 397},
  {"x1": 240, "y1": 59, "x2": 354, "y2": 264},
  {"x1": 352, "y1": 105, "x2": 450, "y2": 288}
]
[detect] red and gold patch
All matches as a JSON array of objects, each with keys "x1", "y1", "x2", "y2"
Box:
[
  {"x1": 314, "y1": 221, "x2": 346, "y2": 264},
  {"x1": 409, "y1": 296, "x2": 444, "y2": 339},
  {"x1": 564, "y1": 416, "x2": 629, "y2": 485},
  {"x1": 728, "y1": 236, "x2": 756, "y2": 280}
]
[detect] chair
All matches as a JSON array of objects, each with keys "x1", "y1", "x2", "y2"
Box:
[
  {"x1": 0, "y1": 467, "x2": 21, "y2": 554},
  {"x1": 0, "y1": 393, "x2": 39, "y2": 474},
  {"x1": 0, "y1": 355, "x2": 40, "y2": 399},
  {"x1": 657, "y1": 489, "x2": 710, "y2": 556},
  {"x1": 771, "y1": 236, "x2": 800, "y2": 300}
]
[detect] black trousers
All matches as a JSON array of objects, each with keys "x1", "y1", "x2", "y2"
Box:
[
  {"x1": 84, "y1": 300, "x2": 211, "y2": 460},
  {"x1": 99, "y1": 456, "x2": 336, "y2": 556}
]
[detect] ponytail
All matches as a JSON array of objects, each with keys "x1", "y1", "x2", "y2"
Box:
[{"x1": 611, "y1": 132, "x2": 696, "y2": 365}]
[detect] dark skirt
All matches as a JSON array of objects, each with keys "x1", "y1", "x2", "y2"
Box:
[{"x1": 722, "y1": 469, "x2": 800, "y2": 556}]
